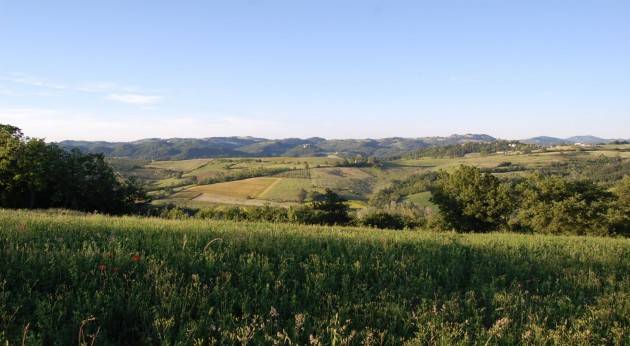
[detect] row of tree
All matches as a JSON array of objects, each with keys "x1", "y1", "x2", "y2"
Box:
[
  {"x1": 430, "y1": 165, "x2": 629, "y2": 236},
  {"x1": 405, "y1": 141, "x2": 537, "y2": 159},
  {"x1": 150, "y1": 188, "x2": 353, "y2": 226},
  {"x1": 0, "y1": 125, "x2": 144, "y2": 214}
]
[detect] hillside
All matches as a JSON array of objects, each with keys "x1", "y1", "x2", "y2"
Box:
[
  {"x1": 522, "y1": 135, "x2": 615, "y2": 146},
  {"x1": 58, "y1": 134, "x2": 497, "y2": 160},
  {"x1": 1, "y1": 210, "x2": 628, "y2": 344}
]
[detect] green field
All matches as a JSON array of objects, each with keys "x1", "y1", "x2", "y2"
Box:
[
  {"x1": 0, "y1": 210, "x2": 628, "y2": 344},
  {"x1": 258, "y1": 177, "x2": 313, "y2": 202},
  {"x1": 403, "y1": 191, "x2": 436, "y2": 210},
  {"x1": 106, "y1": 145, "x2": 630, "y2": 210}
]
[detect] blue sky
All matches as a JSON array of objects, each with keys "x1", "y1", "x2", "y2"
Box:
[{"x1": 1, "y1": 0, "x2": 628, "y2": 141}]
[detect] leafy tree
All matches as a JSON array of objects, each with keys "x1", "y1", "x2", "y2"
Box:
[
  {"x1": 514, "y1": 174, "x2": 614, "y2": 236},
  {"x1": 430, "y1": 165, "x2": 515, "y2": 232},
  {"x1": 361, "y1": 212, "x2": 407, "y2": 230},
  {"x1": 0, "y1": 124, "x2": 144, "y2": 214},
  {"x1": 608, "y1": 176, "x2": 630, "y2": 236},
  {"x1": 310, "y1": 188, "x2": 351, "y2": 225}
]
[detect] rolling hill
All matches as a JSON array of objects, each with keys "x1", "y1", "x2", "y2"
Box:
[
  {"x1": 59, "y1": 134, "x2": 497, "y2": 160},
  {"x1": 522, "y1": 135, "x2": 615, "y2": 146}
]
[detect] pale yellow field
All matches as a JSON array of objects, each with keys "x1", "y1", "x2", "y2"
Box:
[{"x1": 187, "y1": 177, "x2": 280, "y2": 199}]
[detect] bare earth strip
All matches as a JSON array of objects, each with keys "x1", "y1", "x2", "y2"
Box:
[{"x1": 257, "y1": 178, "x2": 282, "y2": 197}]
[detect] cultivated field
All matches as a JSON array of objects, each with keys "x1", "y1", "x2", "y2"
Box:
[
  {"x1": 107, "y1": 144, "x2": 630, "y2": 209},
  {"x1": 188, "y1": 177, "x2": 281, "y2": 199},
  {"x1": 0, "y1": 210, "x2": 628, "y2": 344}
]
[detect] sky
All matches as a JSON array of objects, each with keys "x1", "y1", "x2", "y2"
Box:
[{"x1": 0, "y1": 0, "x2": 629, "y2": 141}]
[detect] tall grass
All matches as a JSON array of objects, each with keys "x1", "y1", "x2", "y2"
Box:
[{"x1": 0, "y1": 209, "x2": 628, "y2": 345}]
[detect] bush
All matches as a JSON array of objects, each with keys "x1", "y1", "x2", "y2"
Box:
[{"x1": 360, "y1": 212, "x2": 407, "y2": 229}]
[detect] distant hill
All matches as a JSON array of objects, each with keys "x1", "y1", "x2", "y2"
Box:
[
  {"x1": 522, "y1": 135, "x2": 614, "y2": 146},
  {"x1": 58, "y1": 134, "x2": 497, "y2": 160},
  {"x1": 521, "y1": 136, "x2": 568, "y2": 146},
  {"x1": 564, "y1": 135, "x2": 610, "y2": 144}
]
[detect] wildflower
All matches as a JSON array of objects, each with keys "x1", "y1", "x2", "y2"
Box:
[
  {"x1": 295, "y1": 313, "x2": 305, "y2": 332},
  {"x1": 489, "y1": 317, "x2": 511, "y2": 338},
  {"x1": 131, "y1": 254, "x2": 141, "y2": 262},
  {"x1": 97, "y1": 264, "x2": 106, "y2": 272}
]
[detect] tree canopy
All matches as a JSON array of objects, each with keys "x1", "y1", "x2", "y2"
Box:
[{"x1": 0, "y1": 124, "x2": 144, "y2": 214}]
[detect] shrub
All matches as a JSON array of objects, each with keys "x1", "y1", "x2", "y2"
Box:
[{"x1": 360, "y1": 212, "x2": 407, "y2": 230}]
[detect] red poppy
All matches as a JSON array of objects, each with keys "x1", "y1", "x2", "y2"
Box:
[
  {"x1": 97, "y1": 264, "x2": 106, "y2": 272},
  {"x1": 131, "y1": 255, "x2": 141, "y2": 262}
]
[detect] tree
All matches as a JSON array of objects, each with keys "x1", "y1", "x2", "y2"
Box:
[
  {"x1": 310, "y1": 188, "x2": 351, "y2": 225},
  {"x1": 608, "y1": 176, "x2": 630, "y2": 236},
  {"x1": 361, "y1": 212, "x2": 407, "y2": 230},
  {"x1": 515, "y1": 174, "x2": 614, "y2": 236},
  {"x1": 430, "y1": 165, "x2": 515, "y2": 232},
  {"x1": 0, "y1": 124, "x2": 144, "y2": 214}
]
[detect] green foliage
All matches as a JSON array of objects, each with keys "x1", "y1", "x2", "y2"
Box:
[
  {"x1": 360, "y1": 212, "x2": 408, "y2": 229},
  {"x1": 61, "y1": 136, "x2": 500, "y2": 160},
  {"x1": 429, "y1": 165, "x2": 627, "y2": 236},
  {"x1": 0, "y1": 210, "x2": 628, "y2": 344},
  {"x1": 150, "y1": 192, "x2": 354, "y2": 226},
  {"x1": 406, "y1": 141, "x2": 536, "y2": 159},
  {"x1": 309, "y1": 189, "x2": 352, "y2": 225},
  {"x1": 0, "y1": 125, "x2": 144, "y2": 214},
  {"x1": 430, "y1": 166, "x2": 515, "y2": 232},
  {"x1": 334, "y1": 155, "x2": 381, "y2": 168},
  {"x1": 607, "y1": 176, "x2": 630, "y2": 236},
  {"x1": 514, "y1": 175, "x2": 614, "y2": 236},
  {"x1": 539, "y1": 155, "x2": 630, "y2": 187},
  {"x1": 369, "y1": 172, "x2": 438, "y2": 208}
]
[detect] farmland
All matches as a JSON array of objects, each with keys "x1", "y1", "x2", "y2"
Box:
[
  {"x1": 1, "y1": 210, "x2": 628, "y2": 344},
  {"x1": 108, "y1": 144, "x2": 630, "y2": 211}
]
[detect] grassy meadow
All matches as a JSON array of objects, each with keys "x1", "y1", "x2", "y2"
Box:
[{"x1": 1, "y1": 209, "x2": 628, "y2": 345}]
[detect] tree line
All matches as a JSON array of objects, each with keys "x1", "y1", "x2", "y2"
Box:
[
  {"x1": 404, "y1": 141, "x2": 538, "y2": 159},
  {"x1": 0, "y1": 125, "x2": 144, "y2": 214},
  {"x1": 430, "y1": 165, "x2": 629, "y2": 236}
]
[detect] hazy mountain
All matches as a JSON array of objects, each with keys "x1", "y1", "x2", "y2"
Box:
[
  {"x1": 58, "y1": 134, "x2": 496, "y2": 160},
  {"x1": 521, "y1": 136, "x2": 568, "y2": 146},
  {"x1": 564, "y1": 136, "x2": 610, "y2": 144},
  {"x1": 522, "y1": 135, "x2": 614, "y2": 146}
]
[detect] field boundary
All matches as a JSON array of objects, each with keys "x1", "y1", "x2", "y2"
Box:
[{"x1": 257, "y1": 177, "x2": 282, "y2": 198}]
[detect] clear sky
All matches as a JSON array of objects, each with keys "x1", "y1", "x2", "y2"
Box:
[{"x1": 0, "y1": 0, "x2": 628, "y2": 141}]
